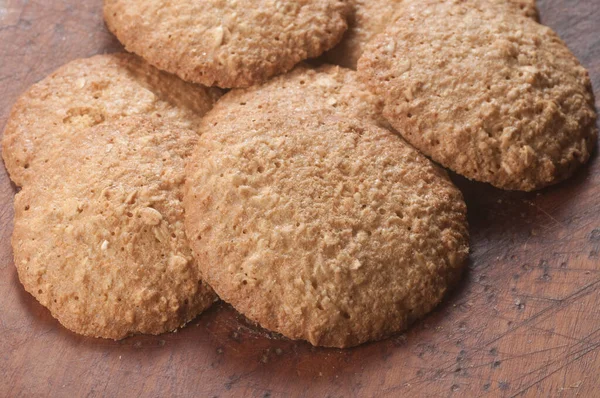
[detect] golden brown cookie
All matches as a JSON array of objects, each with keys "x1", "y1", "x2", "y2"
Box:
[
  {"x1": 185, "y1": 103, "x2": 469, "y2": 348},
  {"x1": 324, "y1": 0, "x2": 539, "y2": 69},
  {"x1": 358, "y1": 1, "x2": 596, "y2": 191},
  {"x1": 2, "y1": 53, "x2": 221, "y2": 187},
  {"x1": 103, "y1": 0, "x2": 351, "y2": 88},
  {"x1": 213, "y1": 63, "x2": 389, "y2": 129},
  {"x1": 12, "y1": 117, "x2": 217, "y2": 339}
]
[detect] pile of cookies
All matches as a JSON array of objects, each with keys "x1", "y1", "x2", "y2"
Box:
[{"x1": 2, "y1": 0, "x2": 596, "y2": 348}]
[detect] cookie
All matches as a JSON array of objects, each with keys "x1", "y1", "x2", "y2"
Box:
[
  {"x1": 12, "y1": 117, "x2": 217, "y2": 339},
  {"x1": 185, "y1": 105, "x2": 469, "y2": 347},
  {"x1": 103, "y1": 0, "x2": 351, "y2": 88},
  {"x1": 324, "y1": 0, "x2": 539, "y2": 69},
  {"x1": 212, "y1": 63, "x2": 389, "y2": 129},
  {"x1": 358, "y1": 1, "x2": 597, "y2": 191},
  {"x1": 2, "y1": 53, "x2": 221, "y2": 187}
]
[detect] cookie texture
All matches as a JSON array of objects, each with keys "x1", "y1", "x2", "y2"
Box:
[
  {"x1": 12, "y1": 118, "x2": 217, "y2": 339},
  {"x1": 185, "y1": 104, "x2": 469, "y2": 347},
  {"x1": 325, "y1": 0, "x2": 539, "y2": 69},
  {"x1": 2, "y1": 53, "x2": 221, "y2": 187},
  {"x1": 511, "y1": 0, "x2": 539, "y2": 19},
  {"x1": 103, "y1": 0, "x2": 350, "y2": 88},
  {"x1": 214, "y1": 64, "x2": 389, "y2": 129},
  {"x1": 358, "y1": 1, "x2": 597, "y2": 191},
  {"x1": 323, "y1": 0, "x2": 406, "y2": 69}
]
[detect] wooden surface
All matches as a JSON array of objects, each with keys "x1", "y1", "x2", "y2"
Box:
[{"x1": 1, "y1": 0, "x2": 599, "y2": 396}]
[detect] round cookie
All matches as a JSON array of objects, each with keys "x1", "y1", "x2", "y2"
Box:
[
  {"x1": 185, "y1": 107, "x2": 469, "y2": 348},
  {"x1": 324, "y1": 0, "x2": 539, "y2": 69},
  {"x1": 214, "y1": 63, "x2": 390, "y2": 129},
  {"x1": 2, "y1": 53, "x2": 221, "y2": 187},
  {"x1": 103, "y1": 0, "x2": 351, "y2": 88},
  {"x1": 12, "y1": 117, "x2": 217, "y2": 339},
  {"x1": 358, "y1": 1, "x2": 597, "y2": 191}
]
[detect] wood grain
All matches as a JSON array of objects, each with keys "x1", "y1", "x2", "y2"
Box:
[{"x1": 1, "y1": 0, "x2": 599, "y2": 396}]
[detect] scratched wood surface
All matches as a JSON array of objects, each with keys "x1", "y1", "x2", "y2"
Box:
[{"x1": 0, "y1": 0, "x2": 599, "y2": 397}]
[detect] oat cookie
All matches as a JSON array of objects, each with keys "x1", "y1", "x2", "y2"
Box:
[
  {"x1": 324, "y1": 0, "x2": 539, "y2": 69},
  {"x1": 103, "y1": 0, "x2": 350, "y2": 88},
  {"x1": 358, "y1": 1, "x2": 596, "y2": 191},
  {"x1": 12, "y1": 117, "x2": 217, "y2": 339},
  {"x1": 185, "y1": 105, "x2": 469, "y2": 347},
  {"x1": 2, "y1": 53, "x2": 221, "y2": 187},
  {"x1": 214, "y1": 64, "x2": 389, "y2": 129}
]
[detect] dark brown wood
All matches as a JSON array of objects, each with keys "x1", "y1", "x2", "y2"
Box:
[{"x1": 1, "y1": 1, "x2": 599, "y2": 396}]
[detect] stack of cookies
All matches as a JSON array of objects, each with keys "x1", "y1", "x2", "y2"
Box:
[{"x1": 2, "y1": 0, "x2": 596, "y2": 348}]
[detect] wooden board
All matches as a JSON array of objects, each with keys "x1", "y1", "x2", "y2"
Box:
[{"x1": 1, "y1": 1, "x2": 599, "y2": 396}]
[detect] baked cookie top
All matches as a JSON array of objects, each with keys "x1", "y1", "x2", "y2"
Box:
[
  {"x1": 185, "y1": 104, "x2": 469, "y2": 347},
  {"x1": 213, "y1": 63, "x2": 389, "y2": 128},
  {"x1": 324, "y1": 0, "x2": 539, "y2": 69},
  {"x1": 12, "y1": 117, "x2": 217, "y2": 339},
  {"x1": 2, "y1": 53, "x2": 220, "y2": 187},
  {"x1": 358, "y1": 0, "x2": 596, "y2": 191},
  {"x1": 103, "y1": 0, "x2": 350, "y2": 88}
]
